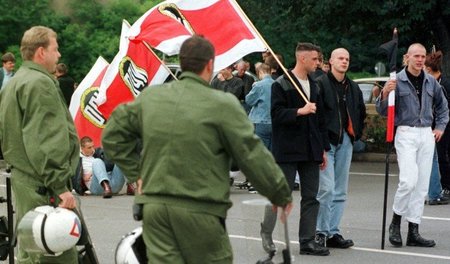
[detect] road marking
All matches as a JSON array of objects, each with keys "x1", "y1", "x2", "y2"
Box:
[
  {"x1": 229, "y1": 234, "x2": 450, "y2": 260},
  {"x1": 423, "y1": 216, "x2": 450, "y2": 221},
  {"x1": 350, "y1": 172, "x2": 398, "y2": 177}
]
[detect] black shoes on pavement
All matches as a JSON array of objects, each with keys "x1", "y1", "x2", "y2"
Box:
[
  {"x1": 389, "y1": 220, "x2": 436, "y2": 247},
  {"x1": 389, "y1": 223, "x2": 402, "y2": 247},
  {"x1": 426, "y1": 196, "x2": 449, "y2": 205},
  {"x1": 406, "y1": 223, "x2": 436, "y2": 247},
  {"x1": 299, "y1": 240, "x2": 330, "y2": 256},
  {"x1": 315, "y1": 233, "x2": 354, "y2": 248},
  {"x1": 326, "y1": 234, "x2": 354, "y2": 248}
]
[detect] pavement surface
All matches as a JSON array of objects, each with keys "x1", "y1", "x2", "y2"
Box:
[{"x1": 1, "y1": 160, "x2": 450, "y2": 263}]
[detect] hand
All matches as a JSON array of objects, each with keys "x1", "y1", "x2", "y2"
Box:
[
  {"x1": 433, "y1": 129, "x2": 444, "y2": 142},
  {"x1": 297, "y1": 102, "x2": 317, "y2": 116},
  {"x1": 320, "y1": 151, "x2": 327, "y2": 170},
  {"x1": 382, "y1": 80, "x2": 396, "y2": 99},
  {"x1": 217, "y1": 73, "x2": 225, "y2": 81},
  {"x1": 58, "y1": 191, "x2": 77, "y2": 209},
  {"x1": 137, "y1": 178, "x2": 143, "y2": 195},
  {"x1": 279, "y1": 202, "x2": 293, "y2": 224}
]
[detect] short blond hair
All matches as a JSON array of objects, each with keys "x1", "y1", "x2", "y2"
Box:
[{"x1": 20, "y1": 26, "x2": 57, "y2": 61}]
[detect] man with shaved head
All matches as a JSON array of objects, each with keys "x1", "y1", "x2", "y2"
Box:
[
  {"x1": 377, "y1": 43, "x2": 448, "y2": 248},
  {"x1": 315, "y1": 48, "x2": 366, "y2": 249}
]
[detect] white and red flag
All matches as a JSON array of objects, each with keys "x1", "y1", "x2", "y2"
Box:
[
  {"x1": 386, "y1": 73, "x2": 396, "y2": 142},
  {"x1": 97, "y1": 20, "x2": 170, "y2": 119},
  {"x1": 129, "y1": 0, "x2": 266, "y2": 71},
  {"x1": 69, "y1": 56, "x2": 109, "y2": 147}
]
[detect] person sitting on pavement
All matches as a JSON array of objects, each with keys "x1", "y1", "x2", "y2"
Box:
[{"x1": 73, "y1": 136, "x2": 134, "y2": 198}]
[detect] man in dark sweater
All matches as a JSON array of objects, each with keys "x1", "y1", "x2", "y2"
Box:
[
  {"x1": 55, "y1": 63, "x2": 75, "y2": 107},
  {"x1": 271, "y1": 42, "x2": 331, "y2": 256},
  {"x1": 211, "y1": 64, "x2": 244, "y2": 100},
  {"x1": 315, "y1": 48, "x2": 366, "y2": 249}
]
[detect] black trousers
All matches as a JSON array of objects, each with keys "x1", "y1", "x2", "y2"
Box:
[
  {"x1": 437, "y1": 126, "x2": 450, "y2": 190},
  {"x1": 278, "y1": 161, "x2": 320, "y2": 244}
]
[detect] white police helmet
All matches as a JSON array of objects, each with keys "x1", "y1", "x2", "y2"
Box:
[
  {"x1": 115, "y1": 226, "x2": 147, "y2": 264},
  {"x1": 17, "y1": 205, "x2": 81, "y2": 255}
]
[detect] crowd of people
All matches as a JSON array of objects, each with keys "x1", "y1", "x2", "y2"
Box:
[{"x1": 0, "y1": 25, "x2": 449, "y2": 263}]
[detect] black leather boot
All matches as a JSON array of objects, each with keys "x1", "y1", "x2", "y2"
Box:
[
  {"x1": 389, "y1": 223, "x2": 402, "y2": 247},
  {"x1": 406, "y1": 222, "x2": 436, "y2": 247}
]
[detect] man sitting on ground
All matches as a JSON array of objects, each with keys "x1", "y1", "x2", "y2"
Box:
[{"x1": 73, "y1": 136, "x2": 134, "y2": 198}]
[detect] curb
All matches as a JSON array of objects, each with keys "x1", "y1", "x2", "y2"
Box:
[{"x1": 352, "y1": 152, "x2": 397, "y2": 163}]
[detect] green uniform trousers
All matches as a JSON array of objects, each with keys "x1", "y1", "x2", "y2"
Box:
[
  {"x1": 142, "y1": 203, "x2": 233, "y2": 264},
  {"x1": 11, "y1": 169, "x2": 78, "y2": 264}
]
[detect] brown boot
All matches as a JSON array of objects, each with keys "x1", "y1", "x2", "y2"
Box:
[
  {"x1": 101, "y1": 180, "x2": 113, "y2": 198},
  {"x1": 126, "y1": 183, "x2": 136, "y2": 196}
]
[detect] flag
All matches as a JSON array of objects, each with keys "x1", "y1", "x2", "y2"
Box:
[
  {"x1": 386, "y1": 88, "x2": 395, "y2": 142},
  {"x1": 130, "y1": 0, "x2": 266, "y2": 71},
  {"x1": 69, "y1": 56, "x2": 109, "y2": 147},
  {"x1": 379, "y1": 28, "x2": 398, "y2": 142},
  {"x1": 97, "y1": 20, "x2": 170, "y2": 119}
]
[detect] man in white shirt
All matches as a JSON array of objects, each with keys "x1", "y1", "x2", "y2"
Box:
[{"x1": 79, "y1": 136, "x2": 130, "y2": 198}]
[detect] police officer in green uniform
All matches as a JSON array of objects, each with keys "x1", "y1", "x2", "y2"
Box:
[
  {"x1": 102, "y1": 35, "x2": 293, "y2": 263},
  {"x1": 0, "y1": 26, "x2": 79, "y2": 263}
]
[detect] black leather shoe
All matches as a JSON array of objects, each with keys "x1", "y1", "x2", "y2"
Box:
[
  {"x1": 389, "y1": 223, "x2": 402, "y2": 247},
  {"x1": 300, "y1": 240, "x2": 330, "y2": 256},
  {"x1": 315, "y1": 233, "x2": 326, "y2": 247},
  {"x1": 406, "y1": 223, "x2": 436, "y2": 247},
  {"x1": 326, "y1": 234, "x2": 354, "y2": 248}
]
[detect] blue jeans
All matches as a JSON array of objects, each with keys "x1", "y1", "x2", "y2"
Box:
[
  {"x1": 428, "y1": 147, "x2": 443, "y2": 200},
  {"x1": 316, "y1": 132, "x2": 353, "y2": 236},
  {"x1": 89, "y1": 158, "x2": 125, "y2": 195},
  {"x1": 254, "y1": 123, "x2": 272, "y2": 151}
]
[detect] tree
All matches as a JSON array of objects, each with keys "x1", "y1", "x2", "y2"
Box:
[{"x1": 238, "y1": 0, "x2": 450, "y2": 76}]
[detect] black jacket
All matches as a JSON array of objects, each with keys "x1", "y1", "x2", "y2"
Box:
[
  {"x1": 271, "y1": 71, "x2": 330, "y2": 163},
  {"x1": 316, "y1": 72, "x2": 366, "y2": 146}
]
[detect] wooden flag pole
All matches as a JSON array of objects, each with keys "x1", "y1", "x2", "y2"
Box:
[
  {"x1": 230, "y1": 0, "x2": 309, "y2": 103},
  {"x1": 141, "y1": 40, "x2": 179, "y2": 81}
]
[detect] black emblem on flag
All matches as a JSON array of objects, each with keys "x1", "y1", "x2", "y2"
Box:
[
  {"x1": 158, "y1": 3, "x2": 195, "y2": 35},
  {"x1": 81, "y1": 87, "x2": 106, "y2": 128},
  {"x1": 119, "y1": 56, "x2": 148, "y2": 96}
]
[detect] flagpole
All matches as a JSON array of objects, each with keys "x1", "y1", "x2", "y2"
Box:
[
  {"x1": 380, "y1": 27, "x2": 398, "y2": 250},
  {"x1": 141, "y1": 40, "x2": 179, "y2": 81},
  {"x1": 230, "y1": 0, "x2": 309, "y2": 103}
]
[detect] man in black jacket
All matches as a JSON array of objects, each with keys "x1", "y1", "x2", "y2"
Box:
[
  {"x1": 269, "y1": 42, "x2": 331, "y2": 256},
  {"x1": 315, "y1": 48, "x2": 366, "y2": 249}
]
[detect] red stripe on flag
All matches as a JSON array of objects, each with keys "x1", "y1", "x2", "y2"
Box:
[
  {"x1": 386, "y1": 105, "x2": 395, "y2": 142},
  {"x1": 74, "y1": 66, "x2": 108, "y2": 147},
  {"x1": 182, "y1": 1, "x2": 255, "y2": 55},
  {"x1": 98, "y1": 40, "x2": 168, "y2": 119}
]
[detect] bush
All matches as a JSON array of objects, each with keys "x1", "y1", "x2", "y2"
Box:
[{"x1": 364, "y1": 114, "x2": 388, "y2": 152}]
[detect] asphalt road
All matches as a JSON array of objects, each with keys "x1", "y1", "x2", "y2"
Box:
[{"x1": 1, "y1": 161, "x2": 450, "y2": 263}]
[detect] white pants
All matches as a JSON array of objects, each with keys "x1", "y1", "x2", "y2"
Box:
[{"x1": 393, "y1": 126, "x2": 435, "y2": 224}]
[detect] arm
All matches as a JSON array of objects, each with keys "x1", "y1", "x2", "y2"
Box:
[
  {"x1": 433, "y1": 80, "x2": 449, "y2": 139},
  {"x1": 375, "y1": 80, "x2": 396, "y2": 116},
  {"x1": 21, "y1": 78, "x2": 77, "y2": 197},
  {"x1": 245, "y1": 82, "x2": 261, "y2": 107},
  {"x1": 102, "y1": 103, "x2": 141, "y2": 183}
]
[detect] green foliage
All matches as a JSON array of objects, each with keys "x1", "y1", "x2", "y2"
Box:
[
  {"x1": 0, "y1": 0, "x2": 449, "y2": 81},
  {"x1": 364, "y1": 115, "x2": 387, "y2": 153}
]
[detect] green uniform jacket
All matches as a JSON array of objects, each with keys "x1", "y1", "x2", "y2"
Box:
[
  {"x1": 102, "y1": 72, "x2": 292, "y2": 218},
  {"x1": 0, "y1": 61, "x2": 79, "y2": 196}
]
